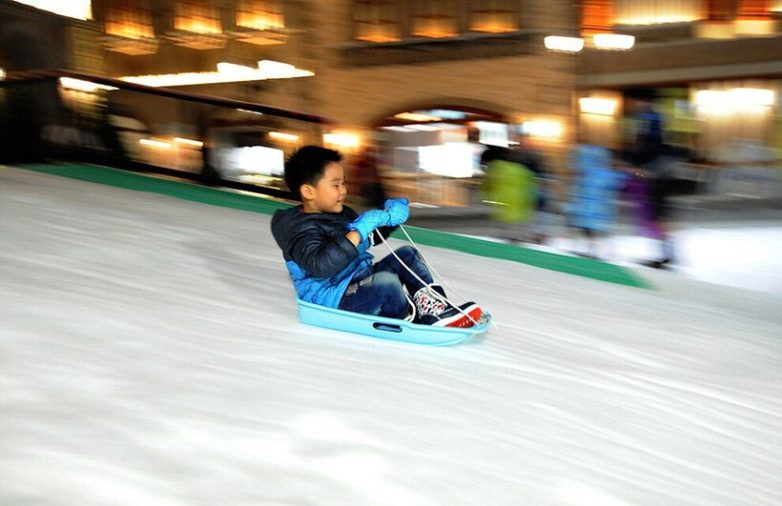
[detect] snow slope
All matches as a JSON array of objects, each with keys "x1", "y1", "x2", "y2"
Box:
[{"x1": 1, "y1": 167, "x2": 781, "y2": 505}]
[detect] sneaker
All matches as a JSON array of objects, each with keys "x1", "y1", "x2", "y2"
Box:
[
  {"x1": 413, "y1": 285, "x2": 447, "y2": 318},
  {"x1": 641, "y1": 258, "x2": 672, "y2": 269},
  {"x1": 420, "y1": 301, "x2": 483, "y2": 328},
  {"x1": 412, "y1": 286, "x2": 482, "y2": 328}
]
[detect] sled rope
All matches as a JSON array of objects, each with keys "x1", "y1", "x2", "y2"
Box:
[
  {"x1": 397, "y1": 225, "x2": 497, "y2": 329},
  {"x1": 376, "y1": 225, "x2": 494, "y2": 329},
  {"x1": 377, "y1": 230, "x2": 478, "y2": 327},
  {"x1": 397, "y1": 225, "x2": 497, "y2": 330},
  {"x1": 398, "y1": 225, "x2": 463, "y2": 303}
]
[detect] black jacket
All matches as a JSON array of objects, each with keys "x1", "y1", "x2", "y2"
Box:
[{"x1": 270, "y1": 205, "x2": 376, "y2": 307}]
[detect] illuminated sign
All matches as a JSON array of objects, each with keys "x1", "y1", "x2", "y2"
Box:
[
  {"x1": 119, "y1": 60, "x2": 313, "y2": 87},
  {"x1": 10, "y1": 0, "x2": 92, "y2": 20}
]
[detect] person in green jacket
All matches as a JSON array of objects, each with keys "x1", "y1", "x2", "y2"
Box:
[{"x1": 481, "y1": 148, "x2": 537, "y2": 243}]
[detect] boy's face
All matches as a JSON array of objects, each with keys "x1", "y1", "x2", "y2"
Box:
[{"x1": 301, "y1": 162, "x2": 347, "y2": 213}]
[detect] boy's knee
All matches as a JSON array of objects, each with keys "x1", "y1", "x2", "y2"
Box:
[
  {"x1": 374, "y1": 271, "x2": 403, "y2": 294},
  {"x1": 395, "y1": 245, "x2": 419, "y2": 261},
  {"x1": 374, "y1": 272, "x2": 407, "y2": 317}
]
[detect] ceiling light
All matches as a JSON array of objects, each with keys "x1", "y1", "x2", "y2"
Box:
[
  {"x1": 10, "y1": 0, "x2": 91, "y2": 20},
  {"x1": 323, "y1": 132, "x2": 361, "y2": 149},
  {"x1": 268, "y1": 132, "x2": 300, "y2": 143},
  {"x1": 579, "y1": 97, "x2": 617, "y2": 116},
  {"x1": 544, "y1": 36, "x2": 584, "y2": 53},
  {"x1": 139, "y1": 138, "x2": 172, "y2": 149},
  {"x1": 120, "y1": 60, "x2": 313, "y2": 87},
  {"x1": 521, "y1": 120, "x2": 563, "y2": 139},
  {"x1": 59, "y1": 77, "x2": 117, "y2": 92},
  {"x1": 394, "y1": 112, "x2": 442, "y2": 122},
  {"x1": 174, "y1": 137, "x2": 204, "y2": 147},
  {"x1": 593, "y1": 33, "x2": 635, "y2": 50}
]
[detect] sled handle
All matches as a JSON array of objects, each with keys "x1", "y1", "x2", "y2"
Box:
[{"x1": 372, "y1": 322, "x2": 403, "y2": 333}]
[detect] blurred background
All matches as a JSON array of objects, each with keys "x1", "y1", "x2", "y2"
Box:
[{"x1": 1, "y1": 0, "x2": 781, "y2": 290}]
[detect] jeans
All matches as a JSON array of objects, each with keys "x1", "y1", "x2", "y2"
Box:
[{"x1": 338, "y1": 246, "x2": 433, "y2": 319}]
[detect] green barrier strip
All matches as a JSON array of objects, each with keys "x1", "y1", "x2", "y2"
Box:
[
  {"x1": 15, "y1": 163, "x2": 652, "y2": 289},
  {"x1": 395, "y1": 226, "x2": 651, "y2": 288},
  {"x1": 20, "y1": 163, "x2": 290, "y2": 214}
]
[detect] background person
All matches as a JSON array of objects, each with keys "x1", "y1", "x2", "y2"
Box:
[
  {"x1": 622, "y1": 92, "x2": 677, "y2": 268},
  {"x1": 566, "y1": 141, "x2": 627, "y2": 259}
]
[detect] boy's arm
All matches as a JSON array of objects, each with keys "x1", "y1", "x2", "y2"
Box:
[
  {"x1": 288, "y1": 225, "x2": 360, "y2": 279},
  {"x1": 344, "y1": 199, "x2": 408, "y2": 247},
  {"x1": 345, "y1": 229, "x2": 362, "y2": 247},
  {"x1": 345, "y1": 224, "x2": 394, "y2": 247},
  {"x1": 377, "y1": 198, "x2": 408, "y2": 241}
]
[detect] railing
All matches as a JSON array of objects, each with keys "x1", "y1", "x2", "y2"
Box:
[{"x1": 0, "y1": 69, "x2": 332, "y2": 200}]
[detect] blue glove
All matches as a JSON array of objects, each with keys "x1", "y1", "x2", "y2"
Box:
[
  {"x1": 384, "y1": 198, "x2": 409, "y2": 226},
  {"x1": 348, "y1": 209, "x2": 390, "y2": 241}
]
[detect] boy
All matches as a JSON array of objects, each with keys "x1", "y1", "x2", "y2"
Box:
[{"x1": 271, "y1": 145, "x2": 482, "y2": 327}]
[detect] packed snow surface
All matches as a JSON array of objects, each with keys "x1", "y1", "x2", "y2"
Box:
[{"x1": 1, "y1": 167, "x2": 781, "y2": 505}]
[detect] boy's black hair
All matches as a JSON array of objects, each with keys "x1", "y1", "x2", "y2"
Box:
[{"x1": 284, "y1": 145, "x2": 343, "y2": 200}]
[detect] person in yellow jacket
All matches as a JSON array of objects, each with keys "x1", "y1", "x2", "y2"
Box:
[{"x1": 481, "y1": 149, "x2": 538, "y2": 243}]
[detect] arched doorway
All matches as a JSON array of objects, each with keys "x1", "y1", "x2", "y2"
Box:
[{"x1": 358, "y1": 104, "x2": 512, "y2": 208}]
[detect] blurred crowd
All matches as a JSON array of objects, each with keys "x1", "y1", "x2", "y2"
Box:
[{"x1": 349, "y1": 96, "x2": 694, "y2": 269}]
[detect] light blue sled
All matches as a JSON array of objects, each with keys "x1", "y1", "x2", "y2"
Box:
[{"x1": 297, "y1": 299, "x2": 491, "y2": 346}]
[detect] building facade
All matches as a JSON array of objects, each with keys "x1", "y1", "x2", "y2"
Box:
[{"x1": 1, "y1": 0, "x2": 781, "y2": 202}]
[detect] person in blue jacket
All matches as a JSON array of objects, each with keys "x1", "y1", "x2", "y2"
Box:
[
  {"x1": 271, "y1": 145, "x2": 482, "y2": 328},
  {"x1": 567, "y1": 142, "x2": 627, "y2": 259}
]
